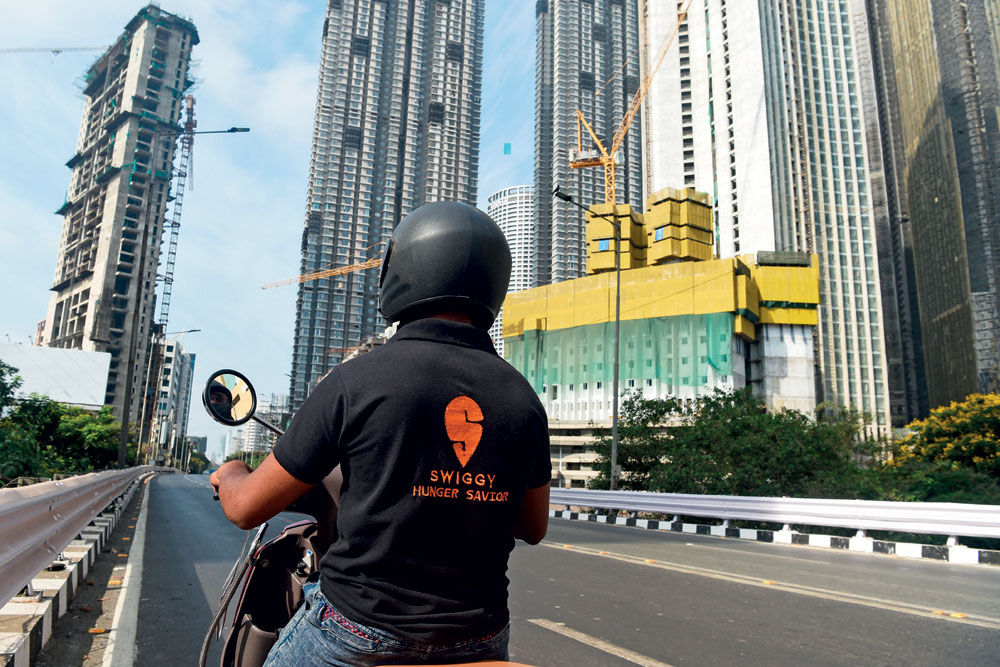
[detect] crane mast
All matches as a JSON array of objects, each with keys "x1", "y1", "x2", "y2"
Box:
[
  {"x1": 158, "y1": 95, "x2": 196, "y2": 326},
  {"x1": 140, "y1": 97, "x2": 195, "y2": 457}
]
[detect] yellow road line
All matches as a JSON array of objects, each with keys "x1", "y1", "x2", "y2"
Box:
[
  {"x1": 527, "y1": 618, "x2": 673, "y2": 667},
  {"x1": 683, "y1": 541, "x2": 832, "y2": 565}
]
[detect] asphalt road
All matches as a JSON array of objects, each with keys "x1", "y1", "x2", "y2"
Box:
[
  {"x1": 136, "y1": 474, "x2": 1000, "y2": 666},
  {"x1": 508, "y1": 521, "x2": 1000, "y2": 665}
]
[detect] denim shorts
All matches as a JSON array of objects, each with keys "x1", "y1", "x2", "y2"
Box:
[{"x1": 263, "y1": 582, "x2": 510, "y2": 666}]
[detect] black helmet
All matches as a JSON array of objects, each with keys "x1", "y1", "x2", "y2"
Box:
[{"x1": 379, "y1": 201, "x2": 511, "y2": 328}]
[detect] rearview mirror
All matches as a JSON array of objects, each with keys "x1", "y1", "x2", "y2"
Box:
[{"x1": 202, "y1": 369, "x2": 257, "y2": 426}]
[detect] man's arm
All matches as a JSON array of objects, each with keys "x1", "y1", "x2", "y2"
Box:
[
  {"x1": 209, "y1": 455, "x2": 315, "y2": 530},
  {"x1": 512, "y1": 482, "x2": 549, "y2": 544}
]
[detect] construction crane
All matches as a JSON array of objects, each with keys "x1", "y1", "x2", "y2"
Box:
[
  {"x1": 158, "y1": 95, "x2": 197, "y2": 326},
  {"x1": 0, "y1": 46, "x2": 108, "y2": 56},
  {"x1": 569, "y1": 0, "x2": 692, "y2": 205},
  {"x1": 261, "y1": 256, "x2": 382, "y2": 289},
  {"x1": 140, "y1": 96, "x2": 197, "y2": 453}
]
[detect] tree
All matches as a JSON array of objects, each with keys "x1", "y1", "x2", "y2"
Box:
[
  {"x1": 588, "y1": 391, "x2": 680, "y2": 491},
  {"x1": 0, "y1": 359, "x2": 22, "y2": 414},
  {"x1": 0, "y1": 359, "x2": 130, "y2": 478},
  {"x1": 891, "y1": 393, "x2": 1000, "y2": 477},
  {"x1": 886, "y1": 393, "x2": 1000, "y2": 504},
  {"x1": 188, "y1": 451, "x2": 211, "y2": 474},
  {"x1": 590, "y1": 388, "x2": 882, "y2": 498}
]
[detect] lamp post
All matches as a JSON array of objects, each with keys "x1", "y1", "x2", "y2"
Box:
[
  {"x1": 117, "y1": 126, "x2": 249, "y2": 467},
  {"x1": 552, "y1": 186, "x2": 622, "y2": 490}
]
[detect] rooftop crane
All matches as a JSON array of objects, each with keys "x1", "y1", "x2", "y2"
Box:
[{"x1": 569, "y1": 0, "x2": 692, "y2": 205}]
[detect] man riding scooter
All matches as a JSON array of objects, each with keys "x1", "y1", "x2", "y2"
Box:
[{"x1": 210, "y1": 201, "x2": 551, "y2": 665}]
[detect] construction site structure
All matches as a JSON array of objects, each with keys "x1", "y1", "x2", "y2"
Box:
[
  {"x1": 40, "y1": 5, "x2": 199, "y2": 422},
  {"x1": 503, "y1": 186, "x2": 820, "y2": 432}
]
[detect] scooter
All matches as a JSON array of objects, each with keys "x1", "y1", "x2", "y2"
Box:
[
  {"x1": 199, "y1": 369, "x2": 341, "y2": 667},
  {"x1": 198, "y1": 369, "x2": 530, "y2": 667}
]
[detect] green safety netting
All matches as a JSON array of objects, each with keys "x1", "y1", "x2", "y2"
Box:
[{"x1": 504, "y1": 313, "x2": 734, "y2": 393}]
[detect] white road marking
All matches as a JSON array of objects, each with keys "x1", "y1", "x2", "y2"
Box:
[
  {"x1": 183, "y1": 474, "x2": 212, "y2": 489},
  {"x1": 544, "y1": 542, "x2": 1000, "y2": 630},
  {"x1": 528, "y1": 618, "x2": 673, "y2": 667},
  {"x1": 104, "y1": 476, "x2": 152, "y2": 667}
]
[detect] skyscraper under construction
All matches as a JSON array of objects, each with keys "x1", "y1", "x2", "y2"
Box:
[
  {"x1": 41, "y1": 5, "x2": 198, "y2": 422},
  {"x1": 289, "y1": 0, "x2": 486, "y2": 410}
]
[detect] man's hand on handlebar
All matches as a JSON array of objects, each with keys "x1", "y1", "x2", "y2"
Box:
[
  {"x1": 210, "y1": 460, "x2": 253, "y2": 500},
  {"x1": 210, "y1": 454, "x2": 316, "y2": 530}
]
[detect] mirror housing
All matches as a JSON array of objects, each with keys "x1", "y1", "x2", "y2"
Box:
[{"x1": 202, "y1": 369, "x2": 257, "y2": 426}]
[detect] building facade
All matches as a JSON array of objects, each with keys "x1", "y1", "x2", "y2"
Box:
[
  {"x1": 230, "y1": 393, "x2": 290, "y2": 458},
  {"x1": 640, "y1": 1, "x2": 893, "y2": 431},
  {"x1": 289, "y1": 0, "x2": 486, "y2": 411},
  {"x1": 486, "y1": 185, "x2": 537, "y2": 353},
  {"x1": 867, "y1": 0, "x2": 1000, "y2": 415},
  {"x1": 149, "y1": 335, "x2": 195, "y2": 465},
  {"x1": 186, "y1": 435, "x2": 208, "y2": 456},
  {"x1": 535, "y1": 0, "x2": 644, "y2": 286},
  {"x1": 41, "y1": 5, "x2": 198, "y2": 422}
]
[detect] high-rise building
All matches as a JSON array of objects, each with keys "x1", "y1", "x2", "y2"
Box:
[
  {"x1": 487, "y1": 185, "x2": 537, "y2": 354},
  {"x1": 186, "y1": 435, "x2": 208, "y2": 456},
  {"x1": 149, "y1": 335, "x2": 196, "y2": 464},
  {"x1": 290, "y1": 0, "x2": 486, "y2": 411},
  {"x1": 231, "y1": 393, "x2": 289, "y2": 457},
  {"x1": 640, "y1": 1, "x2": 893, "y2": 431},
  {"x1": 535, "y1": 0, "x2": 644, "y2": 286},
  {"x1": 41, "y1": 5, "x2": 198, "y2": 422},
  {"x1": 866, "y1": 0, "x2": 1000, "y2": 415}
]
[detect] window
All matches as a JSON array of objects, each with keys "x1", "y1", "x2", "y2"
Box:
[{"x1": 598, "y1": 239, "x2": 610, "y2": 251}]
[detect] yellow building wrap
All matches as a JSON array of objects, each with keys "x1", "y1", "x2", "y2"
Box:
[
  {"x1": 502, "y1": 254, "x2": 820, "y2": 342},
  {"x1": 504, "y1": 179, "x2": 820, "y2": 396},
  {"x1": 585, "y1": 187, "x2": 715, "y2": 273}
]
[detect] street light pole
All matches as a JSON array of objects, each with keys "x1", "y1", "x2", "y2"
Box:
[
  {"x1": 117, "y1": 126, "x2": 249, "y2": 467},
  {"x1": 552, "y1": 186, "x2": 622, "y2": 490}
]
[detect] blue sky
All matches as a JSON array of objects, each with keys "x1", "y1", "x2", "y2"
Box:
[{"x1": 0, "y1": 1, "x2": 536, "y2": 460}]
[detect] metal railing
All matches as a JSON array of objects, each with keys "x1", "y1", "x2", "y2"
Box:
[
  {"x1": 0, "y1": 467, "x2": 155, "y2": 606},
  {"x1": 550, "y1": 489, "x2": 1000, "y2": 540}
]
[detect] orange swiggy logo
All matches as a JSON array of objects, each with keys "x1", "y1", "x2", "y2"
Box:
[{"x1": 444, "y1": 395, "x2": 483, "y2": 468}]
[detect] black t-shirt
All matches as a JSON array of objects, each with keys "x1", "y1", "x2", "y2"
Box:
[{"x1": 272, "y1": 318, "x2": 551, "y2": 643}]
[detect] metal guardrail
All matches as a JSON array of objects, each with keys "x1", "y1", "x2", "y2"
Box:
[
  {"x1": 550, "y1": 489, "x2": 1000, "y2": 540},
  {"x1": 0, "y1": 466, "x2": 157, "y2": 606}
]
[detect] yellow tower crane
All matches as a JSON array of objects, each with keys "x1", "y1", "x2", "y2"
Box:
[
  {"x1": 260, "y1": 256, "x2": 382, "y2": 290},
  {"x1": 569, "y1": 0, "x2": 692, "y2": 205}
]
